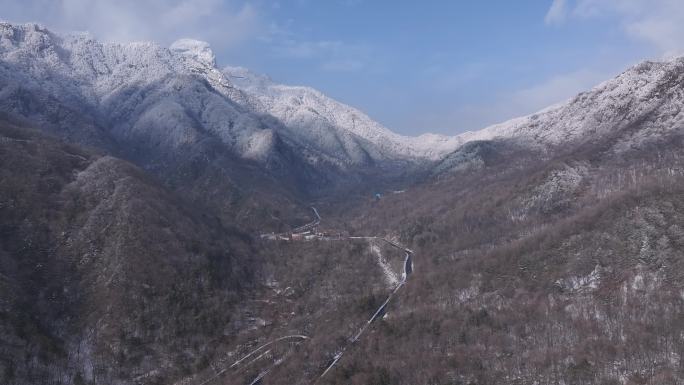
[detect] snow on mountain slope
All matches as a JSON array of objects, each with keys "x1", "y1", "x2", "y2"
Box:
[
  {"x1": 225, "y1": 54, "x2": 684, "y2": 167},
  {"x1": 0, "y1": 22, "x2": 465, "y2": 172},
  {"x1": 3, "y1": 22, "x2": 681, "y2": 175},
  {"x1": 224, "y1": 66, "x2": 463, "y2": 161},
  {"x1": 0, "y1": 23, "x2": 275, "y2": 162},
  {"x1": 452, "y1": 57, "x2": 684, "y2": 151}
]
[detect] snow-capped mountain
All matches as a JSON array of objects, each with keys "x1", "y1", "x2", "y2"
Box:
[
  {"x1": 223, "y1": 66, "x2": 463, "y2": 162},
  {"x1": 452, "y1": 57, "x2": 684, "y2": 153},
  {"x1": 2, "y1": 22, "x2": 683, "y2": 182},
  {"x1": 0, "y1": 23, "x2": 282, "y2": 162},
  {"x1": 0, "y1": 22, "x2": 462, "y2": 174},
  {"x1": 223, "y1": 47, "x2": 684, "y2": 169}
]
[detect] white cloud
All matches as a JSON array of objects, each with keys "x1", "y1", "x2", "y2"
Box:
[
  {"x1": 266, "y1": 22, "x2": 371, "y2": 72},
  {"x1": 545, "y1": 0, "x2": 568, "y2": 25},
  {"x1": 547, "y1": 0, "x2": 684, "y2": 56},
  {"x1": 510, "y1": 69, "x2": 605, "y2": 110},
  {"x1": 321, "y1": 58, "x2": 365, "y2": 72},
  {"x1": 277, "y1": 40, "x2": 370, "y2": 72},
  {"x1": 0, "y1": 0, "x2": 371, "y2": 72},
  {"x1": 414, "y1": 69, "x2": 610, "y2": 134},
  {"x1": 479, "y1": 69, "x2": 609, "y2": 128},
  {"x1": 0, "y1": 0, "x2": 260, "y2": 49}
]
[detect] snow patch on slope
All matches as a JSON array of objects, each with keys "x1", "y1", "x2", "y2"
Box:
[
  {"x1": 370, "y1": 242, "x2": 399, "y2": 288},
  {"x1": 555, "y1": 265, "x2": 602, "y2": 294}
]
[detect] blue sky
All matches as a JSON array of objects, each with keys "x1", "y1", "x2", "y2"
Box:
[{"x1": 2, "y1": 0, "x2": 683, "y2": 135}]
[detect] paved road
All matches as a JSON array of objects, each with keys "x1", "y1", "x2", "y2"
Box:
[
  {"x1": 231, "y1": 335, "x2": 310, "y2": 369},
  {"x1": 292, "y1": 207, "x2": 321, "y2": 233},
  {"x1": 245, "y1": 209, "x2": 416, "y2": 385},
  {"x1": 195, "y1": 335, "x2": 308, "y2": 385},
  {"x1": 316, "y1": 238, "x2": 413, "y2": 382}
]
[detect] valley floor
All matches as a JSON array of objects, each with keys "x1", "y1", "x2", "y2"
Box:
[{"x1": 184, "y1": 209, "x2": 415, "y2": 385}]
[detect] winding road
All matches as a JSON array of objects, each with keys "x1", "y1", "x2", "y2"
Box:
[
  {"x1": 213, "y1": 206, "x2": 415, "y2": 385},
  {"x1": 230, "y1": 335, "x2": 310, "y2": 369},
  {"x1": 315, "y1": 238, "x2": 413, "y2": 383},
  {"x1": 291, "y1": 207, "x2": 321, "y2": 233}
]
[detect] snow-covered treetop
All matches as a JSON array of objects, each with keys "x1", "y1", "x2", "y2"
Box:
[{"x1": 170, "y1": 39, "x2": 216, "y2": 67}]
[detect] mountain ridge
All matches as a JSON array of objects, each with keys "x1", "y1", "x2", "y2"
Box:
[
  {"x1": 454, "y1": 56, "x2": 684, "y2": 148},
  {"x1": 222, "y1": 65, "x2": 464, "y2": 161},
  {"x1": 0, "y1": 22, "x2": 464, "y2": 169},
  {"x1": 5, "y1": 21, "x2": 683, "y2": 177}
]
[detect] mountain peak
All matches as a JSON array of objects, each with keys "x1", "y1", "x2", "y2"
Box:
[
  {"x1": 0, "y1": 21, "x2": 58, "y2": 48},
  {"x1": 170, "y1": 38, "x2": 216, "y2": 67}
]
